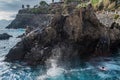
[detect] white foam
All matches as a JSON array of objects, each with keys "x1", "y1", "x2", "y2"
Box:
[
  {"x1": 37, "y1": 59, "x2": 66, "y2": 80},
  {"x1": 47, "y1": 67, "x2": 64, "y2": 77},
  {"x1": 47, "y1": 59, "x2": 65, "y2": 76},
  {"x1": 97, "y1": 72, "x2": 110, "y2": 78},
  {"x1": 102, "y1": 62, "x2": 120, "y2": 71},
  {"x1": 37, "y1": 75, "x2": 48, "y2": 80}
]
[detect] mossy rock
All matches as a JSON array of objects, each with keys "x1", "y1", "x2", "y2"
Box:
[{"x1": 114, "y1": 14, "x2": 119, "y2": 20}]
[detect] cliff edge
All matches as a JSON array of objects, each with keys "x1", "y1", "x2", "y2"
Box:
[{"x1": 6, "y1": 2, "x2": 63, "y2": 29}]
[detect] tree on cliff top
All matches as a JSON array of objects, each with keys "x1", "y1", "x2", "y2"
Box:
[
  {"x1": 52, "y1": 0, "x2": 54, "y2": 3},
  {"x1": 39, "y1": 1, "x2": 48, "y2": 7},
  {"x1": 22, "y1": 5, "x2": 24, "y2": 9},
  {"x1": 26, "y1": 5, "x2": 30, "y2": 9}
]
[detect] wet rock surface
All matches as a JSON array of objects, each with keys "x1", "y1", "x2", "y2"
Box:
[
  {"x1": 5, "y1": 4, "x2": 120, "y2": 65},
  {"x1": 17, "y1": 34, "x2": 25, "y2": 38},
  {"x1": 0, "y1": 33, "x2": 12, "y2": 40}
]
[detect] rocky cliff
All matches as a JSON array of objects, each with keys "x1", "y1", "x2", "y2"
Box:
[
  {"x1": 6, "y1": 2, "x2": 64, "y2": 29},
  {"x1": 6, "y1": 12, "x2": 53, "y2": 29},
  {"x1": 5, "y1": 4, "x2": 120, "y2": 66}
]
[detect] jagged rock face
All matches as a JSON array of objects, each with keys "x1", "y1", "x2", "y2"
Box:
[
  {"x1": 6, "y1": 14, "x2": 53, "y2": 29},
  {"x1": 0, "y1": 33, "x2": 12, "y2": 40},
  {"x1": 5, "y1": 4, "x2": 120, "y2": 65},
  {"x1": 64, "y1": 10, "x2": 82, "y2": 41}
]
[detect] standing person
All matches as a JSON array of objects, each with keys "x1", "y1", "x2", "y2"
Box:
[
  {"x1": 52, "y1": 0, "x2": 54, "y2": 3},
  {"x1": 22, "y1": 4, "x2": 24, "y2": 9}
]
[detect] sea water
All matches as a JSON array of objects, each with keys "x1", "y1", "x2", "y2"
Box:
[{"x1": 0, "y1": 29, "x2": 120, "y2": 80}]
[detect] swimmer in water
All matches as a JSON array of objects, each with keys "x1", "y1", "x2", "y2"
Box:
[{"x1": 99, "y1": 66, "x2": 107, "y2": 71}]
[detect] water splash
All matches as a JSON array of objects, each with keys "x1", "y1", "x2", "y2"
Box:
[
  {"x1": 46, "y1": 59, "x2": 65, "y2": 77},
  {"x1": 37, "y1": 47, "x2": 66, "y2": 80}
]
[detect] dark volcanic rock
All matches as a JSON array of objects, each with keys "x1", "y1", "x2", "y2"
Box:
[
  {"x1": 17, "y1": 34, "x2": 25, "y2": 38},
  {"x1": 5, "y1": 4, "x2": 120, "y2": 65},
  {"x1": 0, "y1": 33, "x2": 12, "y2": 40},
  {"x1": 110, "y1": 22, "x2": 120, "y2": 30},
  {"x1": 5, "y1": 42, "x2": 26, "y2": 61},
  {"x1": 6, "y1": 36, "x2": 34, "y2": 61},
  {"x1": 6, "y1": 14, "x2": 53, "y2": 29}
]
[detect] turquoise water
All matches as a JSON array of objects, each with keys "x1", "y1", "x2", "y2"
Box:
[{"x1": 0, "y1": 29, "x2": 120, "y2": 80}]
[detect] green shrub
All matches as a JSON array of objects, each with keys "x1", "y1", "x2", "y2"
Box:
[
  {"x1": 31, "y1": 8, "x2": 40, "y2": 14},
  {"x1": 64, "y1": 0, "x2": 81, "y2": 4},
  {"x1": 39, "y1": 1, "x2": 48, "y2": 7},
  {"x1": 91, "y1": 0, "x2": 99, "y2": 4},
  {"x1": 76, "y1": 3, "x2": 88, "y2": 8}
]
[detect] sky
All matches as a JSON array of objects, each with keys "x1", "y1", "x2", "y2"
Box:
[{"x1": 0, "y1": 0, "x2": 59, "y2": 20}]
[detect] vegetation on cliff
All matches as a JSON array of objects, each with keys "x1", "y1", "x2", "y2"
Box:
[
  {"x1": 91, "y1": 0, "x2": 120, "y2": 10},
  {"x1": 7, "y1": 0, "x2": 120, "y2": 29}
]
